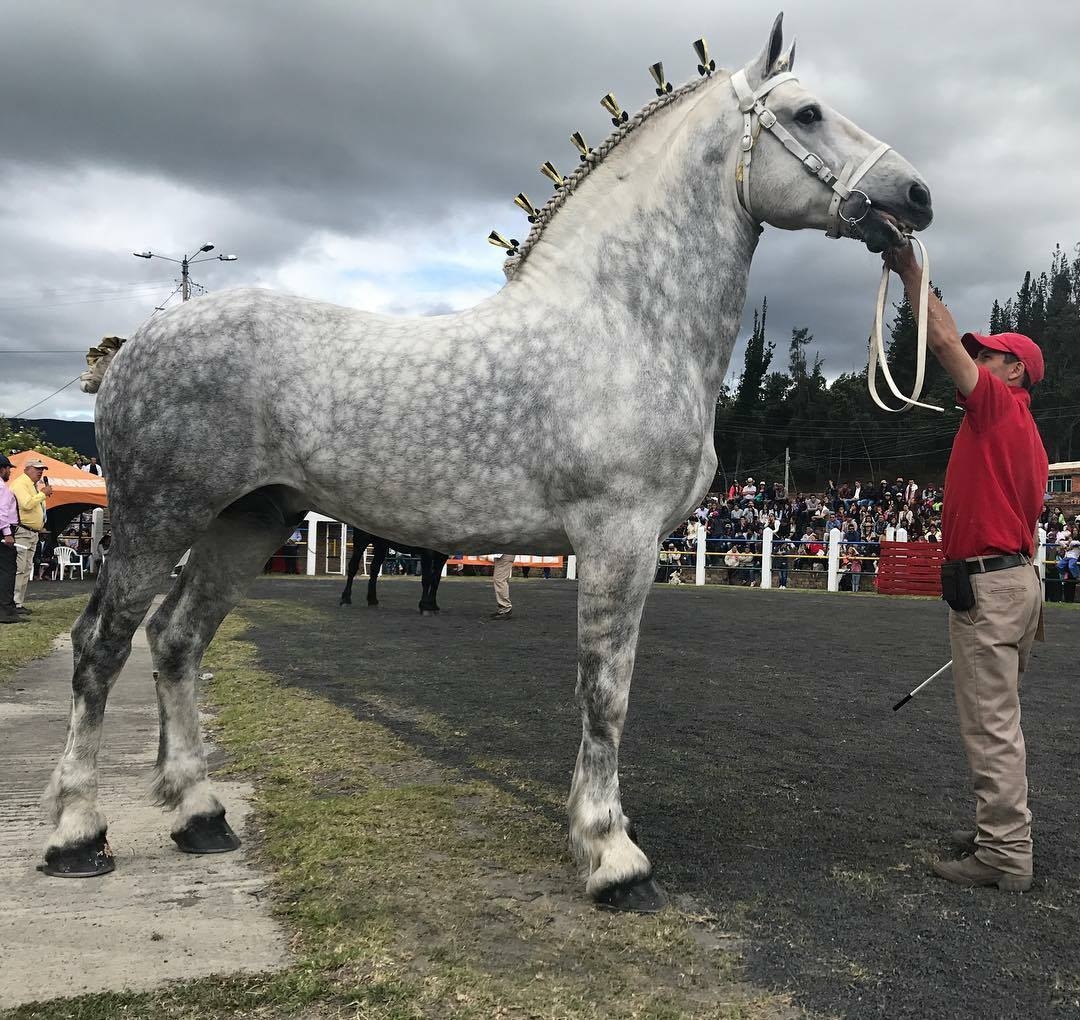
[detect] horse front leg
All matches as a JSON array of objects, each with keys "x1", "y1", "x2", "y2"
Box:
[
  {"x1": 567, "y1": 524, "x2": 666, "y2": 913},
  {"x1": 417, "y1": 551, "x2": 447, "y2": 614}
]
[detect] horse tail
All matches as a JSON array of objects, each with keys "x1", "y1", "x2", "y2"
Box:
[{"x1": 79, "y1": 335, "x2": 127, "y2": 393}]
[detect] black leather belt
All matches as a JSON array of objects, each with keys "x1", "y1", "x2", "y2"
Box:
[{"x1": 955, "y1": 553, "x2": 1030, "y2": 575}]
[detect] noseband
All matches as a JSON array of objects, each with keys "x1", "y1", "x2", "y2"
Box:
[{"x1": 729, "y1": 69, "x2": 890, "y2": 239}]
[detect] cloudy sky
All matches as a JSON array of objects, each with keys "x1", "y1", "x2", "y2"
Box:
[{"x1": 2, "y1": 0, "x2": 1078, "y2": 421}]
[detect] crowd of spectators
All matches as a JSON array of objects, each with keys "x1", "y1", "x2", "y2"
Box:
[
  {"x1": 661, "y1": 475, "x2": 1079, "y2": 592},
  {"x1": 663, "y1": 475, "x2": 949, "y2": 590}
]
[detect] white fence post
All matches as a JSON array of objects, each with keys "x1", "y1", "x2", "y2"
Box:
[
  {"x1": 90, "y1": 506, "x2": 105, "y2": 574},
  {"x1": 760, "y1": 527, "x2": 773, "y2": 589},
  {"x1": 1036, "y1": 527, "x2": 1047, "y2": 595},
  {"x1": 304, "y1": 512, "x2": 317, "y2": 575},
  {"x1": 567, "y1": 555, "x2": 577, "y2": 581},
  {"x1": 695, "y1": 525, "x2": 706, "y2": 586},
  {"x1": 827, "y1": 526, "x2": 842, "y2": 592}
]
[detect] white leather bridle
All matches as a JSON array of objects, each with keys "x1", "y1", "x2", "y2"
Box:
[
  {"x1": 729, "y1": 68, "x2": 941, "y2": 413},
  {"x1": 730, "y1": 68, "x2": 890, "y2": 238}
]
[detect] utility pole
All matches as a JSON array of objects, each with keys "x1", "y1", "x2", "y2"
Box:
[
  {"x1": 784, "y1": 446, "x2": 790, "y2": 497},
  {"x1": 134, "y1": 243, "x2": 238, "y2": 302}
]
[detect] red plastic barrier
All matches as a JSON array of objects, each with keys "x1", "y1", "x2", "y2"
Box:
[{"x1": 874, "y1": 540, "x2": 944, "y2": 596}]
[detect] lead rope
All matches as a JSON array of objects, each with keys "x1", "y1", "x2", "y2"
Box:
[{"x1": 867, "y1": 235, "x2": 943, "y2": 413}]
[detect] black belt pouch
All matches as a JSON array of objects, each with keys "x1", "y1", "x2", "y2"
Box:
[{"x1": 940, "y1": 560, "x2": 975, "y2": 611}]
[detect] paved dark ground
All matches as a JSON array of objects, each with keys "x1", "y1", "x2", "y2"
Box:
[
  {"x1": 24, "y1": 578, "x2": 96, "y2": 601},
  {"x1": 244, "y1": 578, "x2": 1077, "y2": 1018}
]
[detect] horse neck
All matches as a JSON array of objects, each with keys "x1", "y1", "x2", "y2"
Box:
[{"x1": 501, "y1": 80, "x2": 760, "y2": 394}]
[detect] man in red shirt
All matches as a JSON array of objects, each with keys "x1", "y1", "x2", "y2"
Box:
[{"x1": 887, "y1": 243, "x2": 1047, "y2": 892}]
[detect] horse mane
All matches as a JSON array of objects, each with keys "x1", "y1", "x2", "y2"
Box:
[{"x1": 502, "y1": 69, "x2": 727, "y2": 279}]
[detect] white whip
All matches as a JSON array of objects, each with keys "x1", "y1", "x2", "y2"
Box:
[
  {"x1": 867, "y1": 235, "x2": 943, "y2": 414},
  {"x1": 892, "y1": 659, "x2": 952, "y2": 711}
]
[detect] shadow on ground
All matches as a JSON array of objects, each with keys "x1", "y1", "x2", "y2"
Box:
[{"x1": 240, "y1": 577, "x2": 1080, "y2": 1020}]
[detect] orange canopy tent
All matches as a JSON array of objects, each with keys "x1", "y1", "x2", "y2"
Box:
[{"x1": 7, "y1": 450, "x2": 107, "y2": 512}]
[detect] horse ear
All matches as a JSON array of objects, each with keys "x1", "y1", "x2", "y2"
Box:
[
  {"x1": 780, "y1": 37, "x2": 796, "y2": 72},
  {"x1": 748, "y1": 12, "x2": 785, "y2": 86}
]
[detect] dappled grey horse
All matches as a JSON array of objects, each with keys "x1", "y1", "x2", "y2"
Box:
[{"x1": 45, "y1": 16, "x2": 930, "y2": 909}]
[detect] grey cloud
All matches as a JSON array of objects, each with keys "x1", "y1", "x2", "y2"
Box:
[{"x1": 2, "y1": 0, "x2": 1079, "y2": 417}]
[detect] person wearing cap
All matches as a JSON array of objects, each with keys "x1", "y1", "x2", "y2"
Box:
[
  {"x1": 887, "y1": 243, "x2": 1048, "y2": 892},
  {"x1": 9, "y1": 457, "x2": 52, "y2": 611},
  {"x1": 0, "y1": 455, "x2": 23, "y2": 623}
]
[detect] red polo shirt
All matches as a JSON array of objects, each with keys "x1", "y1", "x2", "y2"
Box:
[{"x1": 942, "y1": 367, "x2": 1048, "y2": 561}]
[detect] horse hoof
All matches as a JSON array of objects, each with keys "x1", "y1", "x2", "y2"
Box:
[
  {"x1": 419, "y1": 607, "x2": 439, "y2": 616},
  {"x1": 172, "y1": 811, "x2": 241, "y2": 854},
  {"x1": 593, "y1": 875, "x2": 668, "y2": 914},
  {"x1": 38, "y1": 832, "x2": 115, "y2": 878},
  {"x1": 367, "y1": 601, "x2": 379, "y2": 608},
  {"x1": 339, "y1": 597, "x2": 351, "y2": 606}
]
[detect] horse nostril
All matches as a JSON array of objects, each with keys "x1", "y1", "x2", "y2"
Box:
[{"x1": 908, "y1": 182, "x2": 932, "y2": 210}]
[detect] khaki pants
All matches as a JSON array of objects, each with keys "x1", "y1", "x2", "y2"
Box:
[
  {"x1": 493, "y1": 555, "x2": 513, "y2": 611},
  {"x1": 13, "y1": 526, "x2": 38, "y2": 607},
  {"x1": 949, "y1": 563, "x2": 1041, "y2": 875}
]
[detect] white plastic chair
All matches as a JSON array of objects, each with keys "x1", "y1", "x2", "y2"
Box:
[{"x1": 54, "y1": 545, "x2": 86, "y2": 580}]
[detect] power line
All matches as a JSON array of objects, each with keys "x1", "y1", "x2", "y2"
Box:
[
  {"x1": 6, "y1": 376, "x2": 84, "y2": 418},
  {"x1": 0, "y1": 281, "x2": 176, "y2": 313}
]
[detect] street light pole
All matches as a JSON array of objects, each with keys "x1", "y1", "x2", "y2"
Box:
[{"x1": 134, "y1": 243, "x2": 238, "y2": 303}]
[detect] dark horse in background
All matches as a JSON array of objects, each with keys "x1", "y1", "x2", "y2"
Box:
[{"x1": 339, "y1": 529, "x2": 449, "y2": 614}]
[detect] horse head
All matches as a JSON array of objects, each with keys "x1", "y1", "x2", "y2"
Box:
[{"x1": 718, "y1": 13, "x2": 932, "y2": 253}]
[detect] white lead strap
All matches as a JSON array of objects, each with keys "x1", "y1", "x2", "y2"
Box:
[{"x1": 867, "y1": 235, "x2": 943, "y2": 413}]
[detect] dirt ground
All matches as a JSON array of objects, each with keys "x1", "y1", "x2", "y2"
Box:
[{"x1": 239, "y1": 576, "x2": 1080, "y2": 1020}]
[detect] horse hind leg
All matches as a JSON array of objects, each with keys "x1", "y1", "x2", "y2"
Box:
[
  {"x1": 41, "y1": 541, "x2": 186, "y2": 877},
  {"x1": 565, "y1": 517, "x2": 667, "y2": 913},
  {"x1": 146, "y1": 491, "x2": 301, "y2": 853},
  {"x1": 367, "y1": 540, "x2": 388, "y2": 606},
  {"x1": 340, "y1": 528, "x2": 370, "y2": 606}
]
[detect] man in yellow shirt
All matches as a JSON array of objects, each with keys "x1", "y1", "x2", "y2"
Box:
[{"x1": 9, "y1": 458, "x2": 52, "y2": 610}]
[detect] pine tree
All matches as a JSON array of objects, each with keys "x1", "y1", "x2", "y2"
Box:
[
  {"x1": 989, "y1": 299, "x2": 1005, "y2": 334},
  {"x1": 733, "y1": 298, "x2": 774, "y2": 419},
  {"x1": 1015, "y1": 271, "x2": 1034, "y2": 336}
]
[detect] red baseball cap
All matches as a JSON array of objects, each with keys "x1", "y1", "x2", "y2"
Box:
[{"x1": 961, "y1": 331, "x2": 1044, "y2": 386}]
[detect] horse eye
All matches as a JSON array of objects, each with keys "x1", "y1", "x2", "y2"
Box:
[{"x1": 795, "y1": 105, "x2": 821, "y2": 126}]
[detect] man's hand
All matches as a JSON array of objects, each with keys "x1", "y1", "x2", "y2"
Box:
[
  {"x1": 42, "y1": 483, "x2": 54, "y2": 497},
  {"x1": 883, "y1": 241, "x2": 921, "y2": 282},
  {"x1": 2, "y1": 534, "x2": 13, "y2": 545}
]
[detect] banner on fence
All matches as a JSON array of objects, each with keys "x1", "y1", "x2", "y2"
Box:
[{"x1": 447, "y1": 554, "x2": 565, "y2": 567}]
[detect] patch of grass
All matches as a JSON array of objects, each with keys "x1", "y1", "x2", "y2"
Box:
[
  {"x1": 5, "y1": 610, "x2": 807, "y2": 1020},
  {"x1": 0, "y1": 596, "x2": 87, "y2": 685}
]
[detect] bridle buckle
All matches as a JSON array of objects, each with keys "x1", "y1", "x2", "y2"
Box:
[{"x1": 802, "y1": 153, "x2": 824, "y2": 174}]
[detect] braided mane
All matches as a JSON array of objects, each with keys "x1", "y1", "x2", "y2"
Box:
[{"x1": 503, "y1": 69, "x2": 726, "y2": 279}]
